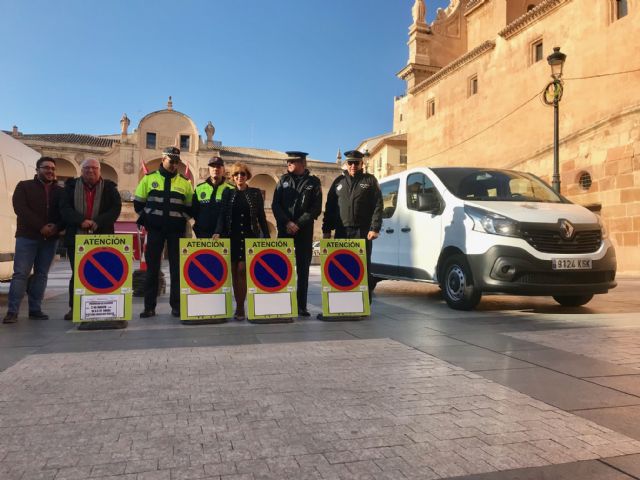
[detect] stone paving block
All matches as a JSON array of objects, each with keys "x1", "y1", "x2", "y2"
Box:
[
  {"x1": 90, "y1": 462, "x2": 127, "y2": 477},
  {"x1": 136, "y1": 470, "x2": 171, "y2": 480},
  {"x1": 125, "y1": 459, "x2": 159, "y2": 474},
  {"x1": 2, "y1": 339, "x2": 640, "y2": 480}
]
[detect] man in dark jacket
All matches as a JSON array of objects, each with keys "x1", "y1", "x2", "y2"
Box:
[
  {"x1": 3, "y1": 157, "x2": 63, "y2": 324},
  {"x1": 322, "y1": 150, "x2": 383, "y2": 303},
  {"x1": 272, "y1": 151, "x2": 322, "y2": 316},
  {"x1": 59, "y1": 158, "x2": 122, "y2": 320},
  {"x1": 192, "y1": 156, "x2": 234, "y2": 238}
]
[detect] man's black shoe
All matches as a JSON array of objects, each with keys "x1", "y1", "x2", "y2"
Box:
[
  {"x1": 298, "y1": 308, "x2": 310, "y2": 317},
  {"x1": 139, "y1": 309, "x2": 156, "y2": 318},
  {"x1": 64, "y1": 310, "x2": 73, "y2": 321},
  {"x1": 171, "y1": 309, "x2": 180, "y2": 318},
  {"x1": 2, "y1": 312, "x2": 18, "y2": 324},
  {"x1": 29, "y1": 311, "x2": 49, "y2": 320},
  {"x1": 316, "y1": 313, "x2": 323, "y2": 320}
]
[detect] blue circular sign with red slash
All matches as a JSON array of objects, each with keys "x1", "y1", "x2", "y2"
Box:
[
  {"x1": 78, "y1": 247, "x2": 129, "y2": 294},
  {"x1": 249, "y1": 249, "x2": 292, "y2": 292},
  {"x1": 324, "y1": 249, "x2": 364, "y2": 291},
  {"x1": 183, "y1": 249, "x2": 228, "y2": 293}
]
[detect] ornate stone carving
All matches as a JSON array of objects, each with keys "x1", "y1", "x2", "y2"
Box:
[
  {"x1": 120, "y1": 113, "x2": 130, "y2": 136},
  {"x1": 205, "y1": 121, "x2": 215, "y2": 145},
  {"x1": 412, "y1": 0, "x2": 426, "y2": 24}
]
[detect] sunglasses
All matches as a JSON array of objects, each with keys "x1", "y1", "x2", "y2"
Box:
[
  {"x1": 233, "y1": 171, "x2": 248, "y2": 177},
  {"x1": 347, "y1": 160, "x2": 362, "y2": 166},
  {"x1": 167, "y1": 159, "x2": 180, "y2": 165}
]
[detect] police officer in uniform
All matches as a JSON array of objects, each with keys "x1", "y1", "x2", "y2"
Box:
[
  {"x1": 272, "y1": 151, "x2": 322, "y2": 316},
  {"x1": 192, "y1": 156, "x2": 234, "y2": 238},
  {"x1": 134, "y1": 147, "x2": 194, "y2": 318},
  {"x1": 322, "y1": 150, "x2": 383, "y2": 304}
]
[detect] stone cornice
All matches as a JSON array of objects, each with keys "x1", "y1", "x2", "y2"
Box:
[
  {"x1": 498, "y1": 0, "x2": 570, "y2": 39},
  {"x1": 409, "y1": 40, "x2": 495, "y2": 95},
  {"x1": 464, "y1": 0, "x2": 488, "y2": 16},
  {"x1": 397, "y1": 63, "x2": 439, "y2": 81}
]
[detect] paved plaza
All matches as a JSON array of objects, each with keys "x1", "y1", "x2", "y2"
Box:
[{"x1": 1, "y1": 262, "x2": 640, "y2": 479}]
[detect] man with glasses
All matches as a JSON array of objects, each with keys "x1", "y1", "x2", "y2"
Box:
[
  {"x1": 272, "y1": 151, "x2": 322, "y2": 317},
  {"x1": 3, "y1": 157, "x2": 63, "y2": 324},
  {"x1": 321, "y1": 150, "x2": 383, "y2": 306},
  {"x1": 59, "y1": 159, "x2": 122, "y2": 321},
  {"x1": 134, "y1": 147, "x2": 194, "y2": 318}
]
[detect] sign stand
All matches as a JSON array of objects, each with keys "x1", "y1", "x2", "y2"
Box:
[
  {"x1": 319, "y1": 239, "x2": 370, "y2": 321},
  {"x1": 179, "y1": 238, "x2": 232, "y2": 324},
  {"x1": 246, "y1": 238, "x2": 297, "y2": 323},
  {"x1": 73, "y1": 235, "x2": 133, "y2": 329}
]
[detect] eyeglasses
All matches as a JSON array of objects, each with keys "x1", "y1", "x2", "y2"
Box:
[
  {"x1": 167, "y1": 159, "x2": 180, "y2": 165},
  {"x1": 38, "y1": 166, "x2": 56, "y2": 171},
  {"x1": 233, "y1": 172, "x2": 248, "y2": 177},
  {"x1": 347, "y1": 160, "x2": 361, "y2": 166}
]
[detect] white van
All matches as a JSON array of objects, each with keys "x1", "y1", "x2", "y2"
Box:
[
  {"x1": 0, "y1": 132, "x2": 41, "y2": 281},
  {"x1": 371, "y1": 167, "x2": 616, "y2": 310}
]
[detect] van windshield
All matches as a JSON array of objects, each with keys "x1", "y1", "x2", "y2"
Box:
[{"x1": 431, "y1": 168, "x2": 565, "y2": 203}]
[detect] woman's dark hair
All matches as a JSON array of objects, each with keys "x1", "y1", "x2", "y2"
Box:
[{"x1": 36, "y1": 156, "x2": 56, "y2": 169}]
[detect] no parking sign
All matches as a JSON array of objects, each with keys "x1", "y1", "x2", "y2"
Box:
[
  {"x1": 246, "y1": 238, "x2": 297, "y2": 321},
  {"x1": 180, "y1": 238, "x2": 232, "y2": 320},
  {"x1": 73, "y1": 235, "x2": 133, "y2": 322},
  {"x1": 320, "y1": 239, "x2": 370, "y2": 317}
]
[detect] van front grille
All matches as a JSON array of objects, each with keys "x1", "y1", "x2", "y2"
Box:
[{"x1": 522, "y1": 229, "x2": 602, "y2": 254}]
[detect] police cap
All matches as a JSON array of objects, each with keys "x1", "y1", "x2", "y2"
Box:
[
  {"x1": 344, "y1": 150, "x2": 364, "y2": 160},
  {"x1": 285, "y1": 151, "x2": 308, "y2": 162},
  {"x1": 208, "y1": 156, "x2": 224, "y2": 167},
  {"x1": 162, "y1": 146, "x2": 181, "y2": 161}
]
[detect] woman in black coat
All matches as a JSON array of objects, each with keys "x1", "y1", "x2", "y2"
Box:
[{"x1": 214, "y1": 162, "x2": 270, "y2": 319}]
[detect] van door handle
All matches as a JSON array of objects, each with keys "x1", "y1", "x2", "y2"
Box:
[
  {"x1": 401, "y1": 227, "x2": 411, "y2": 233},
  {"x1": 385, "y1": 228, "x2": 394, "y2": 234}
]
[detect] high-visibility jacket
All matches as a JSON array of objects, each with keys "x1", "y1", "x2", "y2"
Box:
[
  {"x1": 192, "y1": 179, "x2": 234, "y2": 238},
  {"x1": 134, "y1": 167, "x2": 194, "y2": 233}
]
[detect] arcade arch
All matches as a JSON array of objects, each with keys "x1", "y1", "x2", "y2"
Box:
[
  {"x1": 53, "y1": 157, "x2": 78, "y2": 184},
  {"x1": 249, "y1": 173, "x2": 278, "y2": 204},
  {"x1": 138, "y1": 158, "x2": 195, "y2": 184},
  {"x1": 100, "y1": 162, "x2": 118, "y2": 183}
]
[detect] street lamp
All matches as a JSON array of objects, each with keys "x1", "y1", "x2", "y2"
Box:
[{"x1": 543, "y1": 46, "x2": 567, "y2": 193}]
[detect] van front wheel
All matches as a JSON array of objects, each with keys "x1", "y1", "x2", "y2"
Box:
[
  {"x1": 441, "y1": 255, "x2": 481, "y2": 310},
  {"x1": 552, "y1": 294, "x2": 593, "y2": 307}
]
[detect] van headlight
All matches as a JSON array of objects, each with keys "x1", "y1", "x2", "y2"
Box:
[
  {"x1": 597, "y1": 215, "x2": 608, "y2": 239},
  {"x1": 464, "y1": 205, "x2": 521, "y2": 237}
]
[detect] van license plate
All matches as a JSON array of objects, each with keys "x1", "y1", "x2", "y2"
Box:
[{"x1": 552, "y1": 258, "x2": 592, "y2": 270}]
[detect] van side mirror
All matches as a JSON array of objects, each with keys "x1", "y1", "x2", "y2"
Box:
[{"x1": 417, "y1": 191, "x2": 439, "y2": 213}]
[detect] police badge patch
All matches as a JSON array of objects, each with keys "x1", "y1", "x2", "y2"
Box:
[
  {"x1": 151, "y1": 181, "x2": 159, "y2": 188},
  {"x1": 283, "y1": 181, "x2": 290, "y2": 188},
  {"x1": 200, "y1": 192, "x2": 207, "y2": 199}
]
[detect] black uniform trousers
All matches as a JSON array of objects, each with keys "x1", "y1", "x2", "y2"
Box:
[
  {"x1": 335, "y1": 226, "x2": 374, "y2": 302},
  {"x1": 144, "y1": 228, "x2": 180, "y2": 311},
  {"x1": 280, "y1": 226, "x2": 313, "y2": 310}
]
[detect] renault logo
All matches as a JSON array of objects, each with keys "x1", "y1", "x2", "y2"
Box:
[{"x1": 559, "y1": 219, "x2": 575, "y2": 240}]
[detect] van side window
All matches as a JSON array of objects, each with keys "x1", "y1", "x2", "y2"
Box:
[
  {"x1": 380, "y1": 179, "x2": 400, "y2": 219},
  {"x1": 406, "y1": 173, "x2": 439, "y2": 212}
]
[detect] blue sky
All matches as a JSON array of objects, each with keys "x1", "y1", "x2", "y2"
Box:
[{"x1": 0, "y1": 0, "x2": 450, "y2": 163}]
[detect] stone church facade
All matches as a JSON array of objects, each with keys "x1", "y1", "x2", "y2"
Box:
[
  {"x1": 7, "y1": 98, "x2": 342, "y2": 239},
  {"x1": 378, "y1": 0, "x2": 640, "y2": 272}
]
